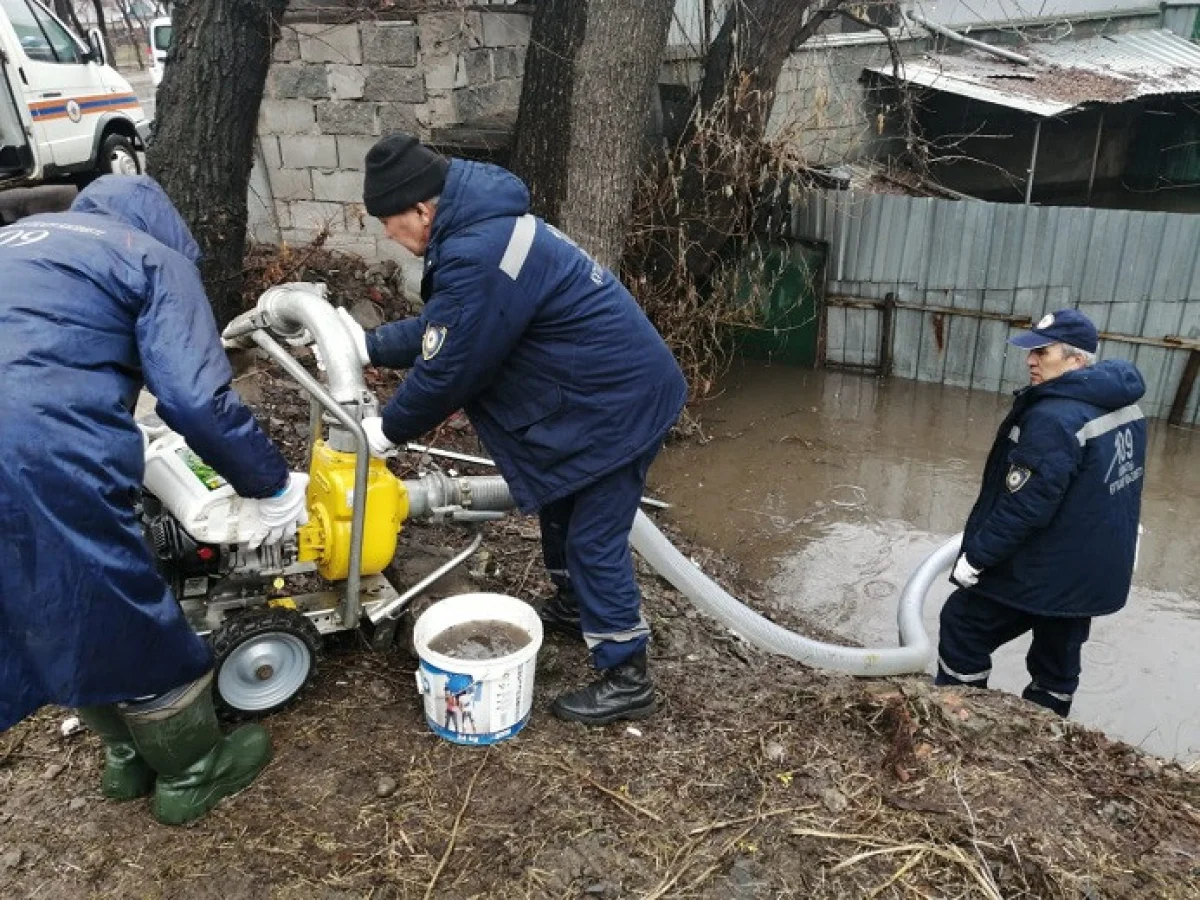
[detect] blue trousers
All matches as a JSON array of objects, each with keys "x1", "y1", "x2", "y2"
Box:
[
  {"x1": 539, "y1": 447, "x2": 658, "y2": 670},
  {"x1": 935, "y1": 589, "x2": 1092, "y2": 716}
]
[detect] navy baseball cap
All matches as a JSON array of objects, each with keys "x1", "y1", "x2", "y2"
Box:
[{"x1": 1008, "y1": 308, "x2": 1098, "y2": 353}]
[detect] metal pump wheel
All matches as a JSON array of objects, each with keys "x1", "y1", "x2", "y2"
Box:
[{"x1": 209, "y1": 607, "x2": 322, "y2": 718}]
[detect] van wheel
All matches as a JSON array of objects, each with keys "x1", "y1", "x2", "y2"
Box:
[{"x1": 99, "y1": 133, "x2": 141, "y2": 176}]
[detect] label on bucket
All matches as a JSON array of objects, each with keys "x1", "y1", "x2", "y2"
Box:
[{"x1": 417, "y1": 657, "x2": 534, "y2": 746}]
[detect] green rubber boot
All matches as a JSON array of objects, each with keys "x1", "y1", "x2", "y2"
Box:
[
  {"x1": 76, "y1": 705, "x2": 155, "y2": 800},
  {"x1": 120, "y1": 672, "x2": 273, "y2": 826}
]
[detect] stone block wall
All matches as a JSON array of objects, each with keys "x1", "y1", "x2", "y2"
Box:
[
  {"x1": 766, "y1": 10, "x2": 1164, "y2": 169},
  {"x1": 244, "y1": 8, "x2": 919, "y2": 274},
  {"x1": 249, "y1": 10, "x2": 532, "y2": 278},
  {"x1": 767, "y1": 35, "x2": 920, "y2": 167},
  {"x1": 249, "y1": 8, "x2": 900, "y2": 275}
]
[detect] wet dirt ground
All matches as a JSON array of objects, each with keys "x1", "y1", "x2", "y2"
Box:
[{"x1": 650, "y1": 361, "x2": 1200, "y2": 763}]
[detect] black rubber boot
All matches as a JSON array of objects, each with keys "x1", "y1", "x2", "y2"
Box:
[
  {"x1": 76, "y1": 705, "x2": 155, "y2": 800},
  {"x1": 538, "y1": 588, "x2": 582, "y2": 637},
  {"x1": 552, "y1": 650, "x2": 657, "y2": 725}
]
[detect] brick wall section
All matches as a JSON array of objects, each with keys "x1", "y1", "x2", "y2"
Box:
[{"x1": 250, "y1": 11, "x2": 531, "y2": 279}]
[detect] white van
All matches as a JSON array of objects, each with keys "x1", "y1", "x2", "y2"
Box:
[
  {"x1": 148, "y1": 16, "x2": 171, "y2": 87},
  {"x1": 0, "y1": 0, "x2": 151, "y2": 187}
]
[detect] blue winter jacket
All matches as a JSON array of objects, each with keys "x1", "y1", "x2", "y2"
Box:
[
  {"x1": 367, "y1": 161, "x2": 688, "y2": 512},
  {"x1": 0, "y1": 175, "x2": 288, "y2": 731},
  {"x1": 961, "y1": 359, "x2": 1147, "y2": 618}
]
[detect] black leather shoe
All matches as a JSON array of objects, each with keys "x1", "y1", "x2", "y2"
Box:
[
  {"x1": 538, "y1": 588, "x2": 582, "y2": 637},
  {"x1": 551, "y1": 652, "x2": 657, "y2": 725},
  {"x1": 1022, "y1": 683, "x2": 1072, "y2": 717}
]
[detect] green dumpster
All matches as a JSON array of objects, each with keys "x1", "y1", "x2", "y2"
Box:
[{"x1": 729, "y1": 239, "x2": 823, "y2": 366}]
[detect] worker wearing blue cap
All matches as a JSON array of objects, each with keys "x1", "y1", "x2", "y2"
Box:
[{"x1": 935, "y1": 308, "x2": 1147, "y2": 717}]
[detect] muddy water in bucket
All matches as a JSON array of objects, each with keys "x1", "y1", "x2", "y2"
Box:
[
  {"x1": 427, "y1": 621, "x2": 532, "y2": 661},
  {"x1": 413, "y1": 594, "x2": 543, "y2": 746}
]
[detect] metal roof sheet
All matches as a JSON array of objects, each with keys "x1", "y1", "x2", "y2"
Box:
[{"x1": 866, "y1": 29, "x2": 1200, "y2": 117}]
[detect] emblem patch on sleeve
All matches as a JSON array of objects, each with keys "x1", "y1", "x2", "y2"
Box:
[
  {"x1": 1005, "y1": 465, "x2": 1032, "y2": 493},
  {"x1": 421, "y1": 324, "x2": 448, "y2": 361}
]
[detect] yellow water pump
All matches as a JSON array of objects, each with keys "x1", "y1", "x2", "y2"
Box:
[{"x1": 297, "y1": 440, "x2": 408, "y2": 581}]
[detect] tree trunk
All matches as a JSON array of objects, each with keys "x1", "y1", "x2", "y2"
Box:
[
  {"x1": 58, "y1": 2, "x2": 86, "y2": 39},
  {"x1": 88, "y1": 0, "x2": 114, "y2": 63},
  {"x1": 678, "y1": 0, "x2": 845, "y2": 288},
  {"x1": 627, "y1": 0, "x2": 846, "y2": 297},
  {"x1": 146, "y1": 0, "x2": 288, "y2": 327},
  {"x1": 115, "y1": 1, "x2": 146, "y2": 70},
  {"x1": 510, "y1": 0, "x2": 674, "y2": 270}
]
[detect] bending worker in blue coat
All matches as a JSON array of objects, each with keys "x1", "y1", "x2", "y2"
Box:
[
  {"x1": 0, "y1": 176, "x2": 309, "y2": 824},
  {"x1": 341, "y1": 133, "x2": 688, "y2": 725},
  {"x1": 936, "y1": 309, "x2": 1147, "y2": 717}
]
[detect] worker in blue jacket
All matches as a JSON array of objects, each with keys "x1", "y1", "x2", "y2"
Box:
[
  {"x1": 936, "y1": 309, "x2": 1147, "y2": 716},
  {"x1": 341, "y1": 133, "x2": 688, "y2": 725},
  {"x1": 0, "y1": 176, "x2": 309, "y2": 824}
]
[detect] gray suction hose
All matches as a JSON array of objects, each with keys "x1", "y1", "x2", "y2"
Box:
[
  {"x1": 630, "y1": 510, "x2": 958, "y2": 676},
  {"x1": 398, "y1": 472, "x2": 953, "y2": 676},
  {"x1": 398, "y1": 475, "x2": 952, "y2": 676}
]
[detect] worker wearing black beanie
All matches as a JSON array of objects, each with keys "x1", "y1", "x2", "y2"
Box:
[
  {"x1": 347, "y1": 132, "x2": 688, "y2": 730},
  {"x1": 362, "y1": 133, "x2": 449, "y2": 220}
]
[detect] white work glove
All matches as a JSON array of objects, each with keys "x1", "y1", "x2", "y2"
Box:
[
  {"x1": 247, "y1": 473, "x2": 310, "y2": 550},
  {"x1": 360, "y1": 416, "x2": 397, "y2": 458},
  {"x1": 337, "y1": 307, "x2": 370, "y2": 367},
  {"x1": 951, "y1": 553, "x2": 982, "y2": 589}
]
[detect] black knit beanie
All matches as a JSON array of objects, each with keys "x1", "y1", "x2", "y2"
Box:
[{"x1": 362, "y1": 133, "x2": 449, "y2": 218}]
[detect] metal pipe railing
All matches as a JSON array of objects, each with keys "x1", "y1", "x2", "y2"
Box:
[
  {"x1": 244, "y1": 329, "x2": 370, "y2": 629},
  {"x1": 367, "y1": 531, "x2": 485, "y2": 624}
]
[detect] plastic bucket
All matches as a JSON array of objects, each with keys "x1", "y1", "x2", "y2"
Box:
[{"x1": 412, "y1": 593, "x2": 544, "y2": 745}]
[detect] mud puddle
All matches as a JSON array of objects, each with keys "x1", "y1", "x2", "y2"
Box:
[{"x1": 651, "y1": 361, "x2": 1200, "y2": 761}]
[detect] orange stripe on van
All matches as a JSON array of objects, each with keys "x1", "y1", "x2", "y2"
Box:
[{"x1": 28, "y1": 93, "x2": 141, "y2": 121}]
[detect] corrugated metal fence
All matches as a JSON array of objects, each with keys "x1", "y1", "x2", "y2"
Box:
[{"x1": 791, "y1": 191, "x2": 1200, "y2": 424}]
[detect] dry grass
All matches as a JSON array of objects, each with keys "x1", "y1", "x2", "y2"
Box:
[{"x1": 622, "y1": 90, "x2": 821, "y2": 405}]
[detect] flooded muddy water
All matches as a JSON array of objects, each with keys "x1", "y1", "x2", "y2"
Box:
[{"x1": 650, "y1": 361, "x2": 1200, "y2": 762}]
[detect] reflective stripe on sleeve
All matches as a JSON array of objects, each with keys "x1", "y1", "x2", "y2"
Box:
[
  {"x1": 499, "y1": 214, "x2": 537, "y2": 280},
  {"x1": 1075, "y1": 404, "x2": 1144, "y2": 446}
]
